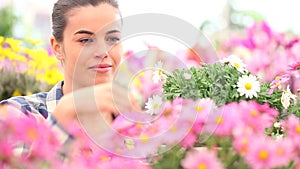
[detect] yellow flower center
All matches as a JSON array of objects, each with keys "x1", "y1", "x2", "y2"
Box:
[
  {"x1": 245, "y1": 83, "x2": 252, "y2": 90},
  {"x1": 140, "y1": 134, "x2": 149, "y2": 143},
  {"x1": 0, "y1": 105, "x2": 8, "y2": 116},
  {"x1": 250, "y1": 110, "x2": 258, "y2": 117},
  {"x1": 135, "y1": 123, "x2": 143, "y2": 128},
  {"x1": 239, "y1": 138, "x2": 248, "y2": 153},
  {"x1": 296, "y1": 125, "x2": 300, "y2": 134},
  {"x1": 163, "y1": 109, "x2": 172, "y2": 116},
  {"x1": 277, "y1": 147, "x2": 284, "y2": 156},
  {"x1": 196, "y1": 105, "x2": 203, "y2": 112},
  {"x1": 170, "y1": 126, "x2": 177, "y2": 132},
  {"x1": 234, "y1": 62, "x2": 240, "y2": 68},
  {"x1": 258, "y1": 150, "x2": 268, "y2": 160},
  {"x1": 197, "y1": 163, "x2": 207, "y2": 169},
  {"x1": 153, "y1": 103, "x2": 159, "y2": 109},
  {"x1": 158, "y1": 69, "x2": 163, "y2": 75},
  {"x1": 216, "y1": 117, "x2": 224, "y2": 124},
  {"x1": 275, "y1": 82, "x2": 281, "y2": 87},
  {"x1": 99, "y1": 155, "x2": 109, "y2": 161},
  {"x1": 26, "y1": 127, "x2": 38, "y2": 141},
  {"x1": 275, "y1": 76, "x2": 281, "y2": 80},
  {"x1": 134, "y1": 78, "x2": 142, "y2": 88}
]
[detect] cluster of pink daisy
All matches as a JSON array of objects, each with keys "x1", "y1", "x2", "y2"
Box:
[{"x1": 220, "y1": 21, "x2": 300, "y2": 93}]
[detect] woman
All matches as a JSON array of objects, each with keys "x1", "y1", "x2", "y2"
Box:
[{"x1": 0, "y1": 0, "x2": 131, "y2": 145}]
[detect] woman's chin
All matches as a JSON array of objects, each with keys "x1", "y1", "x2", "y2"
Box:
[{"x1": 93, "y1": 77, "x2": 112, "y2": 85}]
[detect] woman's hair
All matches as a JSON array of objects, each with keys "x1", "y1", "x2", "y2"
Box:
[{"x1": 52, "y1": 0, "x2": 119, "y2": 42}]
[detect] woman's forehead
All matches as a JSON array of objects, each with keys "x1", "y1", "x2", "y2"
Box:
[{"x1": 65, "y1": 4, "x2": 121, "y2": 34}]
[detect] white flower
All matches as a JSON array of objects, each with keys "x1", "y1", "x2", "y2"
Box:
[
  {"x1": 145, "y1": 95, "x2": 163, "y2": 116},
  {"x1": 124, "y1": 138, "x2": 135, "y2": 150},
  {"x1": 237, "y1": 74, "x2": 260, "y2": 99},
  {"x1": 220, "y1": 57, "x2": 231, "y2": 65},
  {"x1": 281, "y1": 85, "x2": 297, "y2": 109},
  {"x1": 152, "y1": 61, "x2": 167, "y2": 83},
  {"x1": 183, "y1": 72, "x2": 192, "y2": 80},
  {"x1": 273, "y1": 122, "x2": 281, "y2": 129},
  {"x1": 221, "y1": 55, "x2": 247, "y2": 73}
]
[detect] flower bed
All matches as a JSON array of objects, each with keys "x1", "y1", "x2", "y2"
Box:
[
  {"x1": 0, "y1": 36, "x2": 63, "y2": 100},
  {"x1": 1, "y1": 22, "x2": 300, "y2": 169}
]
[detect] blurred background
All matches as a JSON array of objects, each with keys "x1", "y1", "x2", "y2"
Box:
[
  {"x1": 1, "y1": 0, "x2": 300, "y2": 99},
  {"x1": 1, "y1": 0, "x2": 300, "y2": 46}
]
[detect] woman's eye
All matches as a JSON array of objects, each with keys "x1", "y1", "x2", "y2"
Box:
[
  {"x1": 106, "y1": 36, "x2": 120, "y2": 45},
  {"x1": 79, "y1": 38, "x2": 93, "y2": 44}
]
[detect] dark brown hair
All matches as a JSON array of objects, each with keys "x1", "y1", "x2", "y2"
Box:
[{"x1": 52, "y1": 0, "x2": 119, "y2": 42}]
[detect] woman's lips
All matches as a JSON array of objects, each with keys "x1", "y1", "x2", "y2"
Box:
[{"x1": 89, "y1": 64, "x2": 112, "y2": 73}]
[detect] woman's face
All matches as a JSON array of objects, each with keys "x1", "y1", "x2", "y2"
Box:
[{"x1": 60, "y1": 3, "x2": 122, "y2": 89}]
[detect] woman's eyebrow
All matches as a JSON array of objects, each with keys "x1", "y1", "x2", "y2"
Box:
[
  {"x1": 74, "y1": 30, "x2": 94, "y2": 35},
  {"x1": 106, "y1": 29, "x2": 120, "y2": 34}
]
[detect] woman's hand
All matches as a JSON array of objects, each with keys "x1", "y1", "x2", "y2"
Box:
[{"x1": 52, "y1": 82, "x2": 133, "y2": 138}]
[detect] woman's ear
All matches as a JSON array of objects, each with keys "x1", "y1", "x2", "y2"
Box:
[{"x1": 50, "y1": 36, "x2": 64, "y2": 60}]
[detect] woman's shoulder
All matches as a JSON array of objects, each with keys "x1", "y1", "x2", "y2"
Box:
[{"x1": 0, "y1": 91, "x2": 49, "y2": 118}]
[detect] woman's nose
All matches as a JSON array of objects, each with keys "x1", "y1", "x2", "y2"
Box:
[
  {"x1": 94, "y1": 51, "x2": 108, "y2": 59},
  {"x1": 94, "y1": 40, "x2": 109, "y2": 59}
]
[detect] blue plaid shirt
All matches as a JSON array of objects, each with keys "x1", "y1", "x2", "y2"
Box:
[{"x1": 0, "y1": 81, "x2": 72, "y2": 144}]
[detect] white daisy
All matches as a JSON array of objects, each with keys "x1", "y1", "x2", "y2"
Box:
[
  {"x1": 221, "y1": 55, "x2": 247, "y2": 73},
  {"x1": 237, "y1": 74, "x2": 260, "y2": 99},
  {"x1": 281, "y1": 85, "x2": 297, "y2": 109},
  {"x1": 273, "y1": 121, "x2": 281, "y2": 129},
  {"x1": 220, "y1": 56, "x2": 231, "y2": 65},
  {"x1": 145, "y1": 95, "x2": 163, "y2": 116},
  {"x1": 183, "y1": 72, "x2": 192, "y2": 80},
  {"x1": 152, "y1": 61, "x2": 167, "y2": 83},
  {"x1": 124, "y1": 138, "x2": 135, "y2": 150}
]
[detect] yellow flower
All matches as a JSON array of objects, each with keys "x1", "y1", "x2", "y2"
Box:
[
  {"x1": 25, "y1": 37, "x2": 42, "y2": 46},
  {"x1": 5, "y1": 37, "x2": 23, "y2": 52},
  {"x1": 1, "y1": 37, "x2": 63, "y2": 86},
  {"x1": 0, "y1": 36, "x2": 4, "y2": 44},
  {"x1": 12, "y1": 89, "x2": 22, "y2": 96},
  {"x1": 41, "y1": 68, "x2": 64, "y2": 85}
]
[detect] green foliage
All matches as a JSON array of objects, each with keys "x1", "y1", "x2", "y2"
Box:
[
  {"x1": 152, "y1": 135, "x2": 251, "y2": 169},
  {"x1": 0, "y1": 5, "x2": 17, "y2": 37},
  {"x1": 285, "y1": 98, "x2": 300, "y2": 118},
  {"x1": 0, "y1": 71, "x2": 52, "y2": 100},
  {"x1": 163, "y1": 63, "x2": 283, "y2": 111},
  {"x1": 152, "y1": 146, "x2": 185, "y2": 169}
]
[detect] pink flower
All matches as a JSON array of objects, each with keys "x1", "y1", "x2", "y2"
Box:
[
  {"x1": 192, "y1": 99, "x2": 215, "y2": 134},
  {"x1": 203, "y1": 103, "x2": 242, "y2": 137},
  {"x1": 180, "y1": 131, "x2": 197, "y2": 148},
  {"x1": 244, "y1": 137, "x2": 276, "y2": 169},
  {"x1": 175, "y1": 49, "x2": 201, "y2": 68},
  {"x1": 282, "y1": 115, "x2": 300, "y2": 148},
  {"x1": 268, "y1": 74, "x2": 290, "y2": 94},
  {"x1": 271, "y1": 138, "x2": 295, "y2": 167},
  {"x1": 285, "y1": 39, "x2": 300, "y2": 59},
  {"x1": 97, "y1": 156, "x2": 152, "y2": 169},
  {"x1": 181, "y1": 148, "x2": 224, "y2": 169},
  {"x1": 232, "y1": 129, "x2": 253, "y2": 155},
  {"x1": 0, "y1": 140, "x2": 14, "y2": 167},
  {"x1": 238, "y1": 101, "x2": 278, "y2": 132},
  {"x1": 288, "y1": 60, "x2": 300, "y2": 71},
  {"x1": 247, "y1": 22, "x2": 274, "y2": 50},
  {"x1": 245, "y1": 135, "x2": 296, "y2": 169}
]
